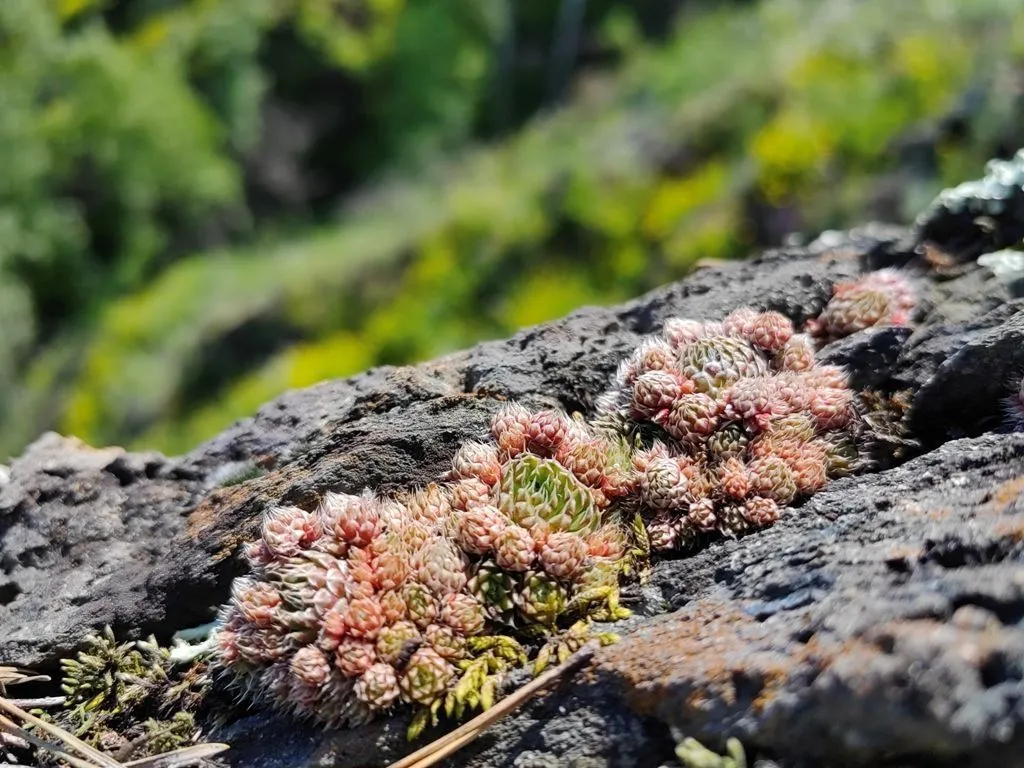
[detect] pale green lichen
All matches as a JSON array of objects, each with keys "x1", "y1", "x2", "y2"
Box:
[{"x1": 918, "y1": 149, "x2": 1024, "y2": 221}]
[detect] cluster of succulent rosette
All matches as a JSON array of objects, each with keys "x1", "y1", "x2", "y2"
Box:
[
  {"x1": 594, "y1": 303, "x2": 866, "y2": 552},
  {"x1": 214, "y1": 409, "x2": 636, "y2": 736},
  {"x1": 806, "y1": 268, "x2": 917, "y2": 342},
  {"x1": 214, "y1": 268, "x2": 917, "y2": 736}
]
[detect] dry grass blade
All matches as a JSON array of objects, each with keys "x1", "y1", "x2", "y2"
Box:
[
  {"x1": 121, "y1": 742, "x2": 230, "y2": 768},
  {"x1": 388, "y1": 642, "x2": 598, "y2": 768},
  {"x1": 1, "y1": 713, "x2": 98, "y2": 768},
  {"x1": 0, "y1": 665, "x2": 51, "y2": 689},
  {"x1": 0, "y1": 695, "x2": 122, "y2": 768},
  {"x1": 9, "y1": 696, "x2": 67, "y2": 709}
]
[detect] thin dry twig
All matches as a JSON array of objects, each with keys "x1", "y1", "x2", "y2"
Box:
[
  {"x1": 120, "y1": 742, "x2": 230, "y2": 768},
  {"x1": 388, "y1": 642, "x2": 598, "y2": 768},
  {"x1": 0, "y1": 713, "x2": 98, "y2": 768},
  {"x1": 9, "y1": 696, "x2": 67, "y2": 709},
  {"x1": 0, "y1": 695, "x2": 122, "y2": 768},
  {"x1": 0, "y1": 666, "x2": 51, "y2": 692}
]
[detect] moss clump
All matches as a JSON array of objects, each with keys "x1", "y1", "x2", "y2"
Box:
[{"x1": 34, "y1": 627, "x2": 210, "y2": 764}]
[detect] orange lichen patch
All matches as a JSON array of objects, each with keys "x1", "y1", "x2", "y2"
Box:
[
  {"x1": 982, "y1": 476, "x2": 1024, "y2": 513},
  {"x1": 185, "y1": 466, "x2": 321, "y2": 566},
  {"x1": 992, "y1": 514, "x2": 1024, "y2": 543},
  {"x1": 882, "y1": 543, "x2": 924, "y2": 569},
  {"x1": 926, "y1": 507, "x2": 955, "y2": 521},
  {"x1": 593, "y1": 600, "x2": 799, "y2": 719},
  {"x1": 894, "y1": 501, "x2": 953, "y2": 521},
  {"x1": 185, "y1": 472, "x2": 286, "y2": 539},
  {"x1": 861, "y1": 617, "x2": 1011, "y2": 669}
]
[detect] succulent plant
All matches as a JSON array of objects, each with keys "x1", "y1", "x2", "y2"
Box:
[
  {"x1": 807, "y1": 269, "x2": 918, "y2": 342},
  {"x1": 593, "y1": 305, "x2": 865, "y2": 547},
  {"x1": 215, "y1": 283, "x2": 907, "y2": 736}
]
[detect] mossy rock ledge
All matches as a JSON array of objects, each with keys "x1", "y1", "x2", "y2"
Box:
[{"x1": 3, "y1": 198, "x2": 1024, "y2": 766}]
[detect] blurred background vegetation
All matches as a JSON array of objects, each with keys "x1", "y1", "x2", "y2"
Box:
[{"x1": 1, "y1": 0, "x2": 1023, "y2": 458}]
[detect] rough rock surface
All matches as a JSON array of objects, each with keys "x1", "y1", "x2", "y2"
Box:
[{"x1": 3, "y1": 209, "x2": 1024, "y2": 767}]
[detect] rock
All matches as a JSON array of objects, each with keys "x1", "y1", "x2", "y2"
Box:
[
  {"x1": 2, "y1": 216, "x2": 1023, "y2": 767},
  {"x1": 915, "y1": 149, "x2": 1024, "y2": 262},
  {"x1": 0, "y1": 434, "x2": 205, "y2": 667},
  {"x1": 589, "y1": 432, "x2": 1024, "y2": 767}
]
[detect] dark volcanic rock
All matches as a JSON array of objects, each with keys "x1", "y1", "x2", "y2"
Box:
[
  {"x1": 0, "y1": 434, "x2": 205, "y2": 666},
  {"x1": 591, "y1": 432, "x2": 1024, "y2": 767},
  {"x1": 2, "y1": 218, "x2": 1023, "y2": 768}
]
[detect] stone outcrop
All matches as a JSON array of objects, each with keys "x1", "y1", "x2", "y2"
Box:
[{"x1": 3, "y1": 204, "x2": 1024, "y2": 766}]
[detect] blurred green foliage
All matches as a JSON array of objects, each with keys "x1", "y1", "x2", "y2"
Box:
[{"x1": 2, "y1": 0, "x2": 1024, "y2": 457}]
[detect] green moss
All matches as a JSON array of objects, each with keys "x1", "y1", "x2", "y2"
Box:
[{"x1": 47, "y1": 626, "x2": 210, "y2": 761}]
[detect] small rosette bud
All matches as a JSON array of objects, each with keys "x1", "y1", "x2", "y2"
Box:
[
  {"x1": 717, "y1": 504, "x2": 750, "y2": 537},
  {"x1": 717, "y1": 458, "x2": 750, "y2": 500},
  {"x1": 375, "y1": 621, "x2": 422, "y2": 665},
  {"x1": 539, "y1": 531, "x2": 588, "y2": 583},
  {"x1": 743, "y1": 497, "x2": 780, "y2": 527},
  {"x1": 725, "y1": 377, "x2": 788, "y2": 432},
  {"x1": 452, "y1": 441, "x2": 502, "y2": 486},
  {"x1": 631, "y1": 370, "x2": 685, "y2": 420},
  {"x1": 747, "y1": 456, "x2": 798, "y2": 505},
  {"x1": 526, "y1": 409, "x2": 570, "y2": 456},
  {"x1": 245, "y1": 540, "x2": 275, "y2": 567},
  {"x1": 494, "y1": 525, "x2": 536, "y2": 572},
  {"x1": 632, "y1": 440, "x2": 671, "y2": 472},
  {"x1": 491, "y1": 401, "x2": 533, "y2": 457},
  {"x1": 335, "y1": 639, "x2": 377, "y2": 677},
  {"x1": 663, "y1": 317, "x2": 706, "y2": 348},
  {"x1": 450, "y1": 476, "x2": 494, "y2": 512},
  {"x1": 263, "y1": 506, "x2": 322, "y2": 557},
  {"x1": 722, "y1": 307, "x2": 759, "y2": 338},
  {"x1": 658, "y1": 393, "x2": 720, "y2": 443},
  {"x1": 468, "y1": 560, "x2": 516, "y2": 619},
  {"x1": 646, "y1": 517, "x2": 678, "y2": 552},
  {"x1": 706, "y1": 422, "x2": 750, "y2": 462},
  {"x1": 586, "y1": 524, "x2": 627, "y2": 559},
  {"x1": 399, "y1": 647, "x2": 453, "y2": 706},
  {"x1": 787, "y1": 441, "x2": 828, "y2": 494},
  {"x1": 622, "y1": 338, "x2": 677, "y2": 384},
  {"x1": 233, "y1": 579, "x2": 281, "y2": 627},
  {"x1": 374, "y1": 547, "x2": 410, "y2": 593},
  {"x1": 424, "y1": 623, "x2": 466, "y2": 661},
  {"x1": 354, "y1": 663, "x2": 400, "y2": 711},
  {"x1": 440, "y1": 593, "x2": 487, "y2": 637},
  {"x1": 688, "y1": 498, "x2": 718, "y2": 532},
  {"x1": 342, "y1": 596, "x2": 386, "y2": 640},
  {"x1": 747, "y1": 311, "x2": 793, "y2": 353},
  {"x1": 379, "y1": 590, "x2": 408, "y2": 624},
  {"x1": 413, "y1": 539, "x2": 468, "y2": 596},
  {"x1": 555, "y1": 436, "x2": 610, "y2": 488},
  {"x1": 640, "y1": 457, "x2": 690, "y2": 511},
  {"x1": 455, "y1": 505, "x2": 507, "y2": 555},
  {"x1": 401, "y1": 583, "x2": 439, "y2": 629},
  {"x1": 776, "y1": 334, "x2": 816, "y2": 372},
  {"x1": 515, "y1": 571, "x2": 568, "y2": 627},
  {"x1": 808, "y1": 387, "x2": 855, "y2": 430},
  {"x1": 320, "y1": 492, "x2": 380, "y2": 548},
  {"x1": 289, "y1": 646, "x2": 331, "y2": 689},
  {"x1": 404, "y1": 484, "x2": 452, "y2": 524}
]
